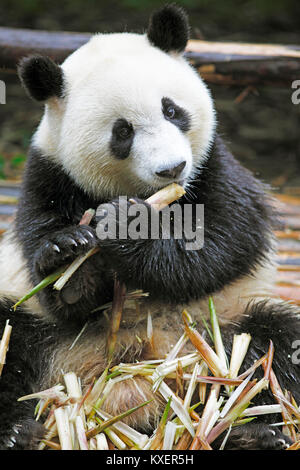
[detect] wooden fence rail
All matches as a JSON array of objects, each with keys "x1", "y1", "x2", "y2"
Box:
[{"x1": 1, "y1": 27, "x2": 300, "y2": 86}]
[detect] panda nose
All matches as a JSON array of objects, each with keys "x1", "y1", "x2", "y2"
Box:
[{"x1": 155, "y1": 161, "x2": 186, "y2": 179}]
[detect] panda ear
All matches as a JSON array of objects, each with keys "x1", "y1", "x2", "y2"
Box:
[
  {"x1": 18, "y1": 55, "x2": 65, "y2": 102},
  {"x1": 147, "y1": 4, "x2": 190, "y2": 54}
]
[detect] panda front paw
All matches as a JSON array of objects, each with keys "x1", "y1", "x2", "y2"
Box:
[
  {"x1": 95, "y1": 197, "x2": 153, "y2": 276},
  {"x1": 216, "y1": 423, "x2": 292, "y2": 450},
  {"x1": 34, "y1": 225, "x2": 99, "y2": 276}
]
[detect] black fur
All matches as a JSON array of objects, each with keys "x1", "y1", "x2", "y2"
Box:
[
  {"x1": 15, "y1": 134, "x2": 273, "y2": 326},
  {"x1": 18, "y1": 55, "x2": 64, "y2": 102},
  {"x1": 110, "y1": 118, "x2": 135, "y2": 160},
  {"x1": 162, "y1": 97, "x2": 191, "y2": 132},
  {"x1": 147, "y1": 4, "x2": 189, "y2": 53}
]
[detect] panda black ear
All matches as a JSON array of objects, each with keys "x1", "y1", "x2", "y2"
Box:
[
  {"x1": 147, "y1": 4, "x2": 190, "y2": 54},
  {"x1": 18, "y1": 55, "x2": 65, "y2": 102}
]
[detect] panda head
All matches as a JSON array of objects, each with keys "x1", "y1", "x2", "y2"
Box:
[{"x1": 18, "y1": 5, "x2": 216, "y2": 199}]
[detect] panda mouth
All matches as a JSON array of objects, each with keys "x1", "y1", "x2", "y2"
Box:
[{"x1": 155, "y1": 177, "x2": 187, "y2": 189}]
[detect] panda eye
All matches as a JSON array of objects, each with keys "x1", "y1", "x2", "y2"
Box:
[
  {"x1": 165, "y1": 106, "x2": 176, "y2": 119},
  {"x1": 117, "y1": 124, "x2": 133, "y2": 140},
  {"x1": 162, "y1": 97, "x2": 191, "y2": 133}
]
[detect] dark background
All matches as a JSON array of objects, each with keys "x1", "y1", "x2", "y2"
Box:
[{"x1": 0, "y1": 0, "x2": 299, "y2": 192}]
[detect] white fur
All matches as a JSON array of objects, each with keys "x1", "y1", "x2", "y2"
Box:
[
  {"x1": 33, "y1": 32, "x2": 216, "y2": 199},
  {"x1": 0, "y1": 230, "x2": 42, "y2": 314}
]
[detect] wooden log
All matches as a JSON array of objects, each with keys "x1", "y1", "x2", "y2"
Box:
[
  {"x1": 0, "y1": 27, "x2": 91, "y2": 71},
  {"x1": 186, "y1": 40, "x2": 300, "y2": 86},
  {"x1": 1, "y1": 27, "x2": 300, "y2": 86}
]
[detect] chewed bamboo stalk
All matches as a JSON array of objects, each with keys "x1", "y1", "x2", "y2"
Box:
[
  {"x1": 144, "y1": 182, "x2": 186, "y2": 211},
  {"x1": 147, "y1": 310, "x2": 154, "y2": 351},
  {"x1": 53, "y1": 247, "x2": 100, "y2": 291},
  {"x1": 152, "y1": 352, "x2": 200, "y2": 393},
  {"x1": 182, "y1": 310, "x2": 227, "y2": 377},
  {"x1": 183, "y1": 363, "x2": 201, "y2": 411},
  {"x1": 229, "y1": 333, "x2": 252, "y2": 378},
  {"x1": 84, "y1": 368, "x2": 108, "y2": 415},
  {"x1": 162, "y1": 422, "x2": 177, "y2": 450},
  {"x1": 54, "y1": 407, "x2": 73, "y2": 450},
  {"x1": 78, "y1": 208, "x2": 96, "y2": 226},
  {"x1": 148, "y1": 397, "x2": 172, "y2": 450},
  {"x1": 241, "y1": 404, "x2": 282, "y2": 417},
  {"x1": 219, "y1": 372, "x2": 254, "y2": 418},
  {"x1": 206, "y1": 378, "x2": 269, "y2": 445},
  {"x1": 152, "y1": 378, "x2": 195, "y2": 437},
  {"x1": 64, "y1": 372, "x2": 85, "y2": 424},
  {"x1": 209, "y1": 297, "x2": 228, "y2": 373},
  {"x1": 198, "y1": 363, "x2": 208, "y2": 404},
  {"x1": 164, "y1": 332, "x2": 188, "y2": 362},
  {"x1": 18, "y1": 384, "x2": 66, "y2": 404},
  {"x1": 0, "y1": 319, "x2": 12, "y2": 376},
  {"x1": 96, "y1": 433, "x2": 109, "y2": 450},
  {"x1": 190, "y1": 386, "x2": 220, "y2": 449},
  {"x1": 75, "y1": 416, "x2": 89, "y2": 450}
]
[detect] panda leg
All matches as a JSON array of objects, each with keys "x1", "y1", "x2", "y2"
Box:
[
  {"x1": 0, "y1": 298, "x2": 56, "y2": 450},
  {"x1": 215, "y1": 300, "x2": 300, "y2": 450}
]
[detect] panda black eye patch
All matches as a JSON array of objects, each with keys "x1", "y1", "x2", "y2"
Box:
[
  {"x1": 162, "y1": 97, "x2": 191, "y2": 132},
  {"x1": 110, "y1": 119, "x2": 134, "y2": 160}
]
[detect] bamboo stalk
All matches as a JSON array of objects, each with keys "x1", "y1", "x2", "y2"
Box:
[
  {"x1": 106, "y1": 279, "x2": 127, "y2": 363},
  {"x1": 0, "y1": 320, "x2": 12, "y2": 376},
  {"x1": 54, "y1": 407, "x2": 73, "y2": 450},
  {"x1": 182, "y1": 310, "x2": 228, "y2": 377}
]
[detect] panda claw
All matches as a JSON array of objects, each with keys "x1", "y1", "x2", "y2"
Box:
[
  {"x1": 52, "y1": 244, "x2": 60, "y2": 253},
  {"x1": 278, "y1": 438, "x2": 288, "y2": 447}
]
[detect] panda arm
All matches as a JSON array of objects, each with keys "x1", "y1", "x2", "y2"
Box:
[
  {"x1": 14, "y1": 148, "x2": 115, "y2": 323},
  {"x1": 15, "y1": 147, "x2": 101, "y2": 275}
]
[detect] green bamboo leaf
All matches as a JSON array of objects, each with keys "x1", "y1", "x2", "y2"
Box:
[
  {"x1": 13, "y1": 265, "x2": 67, "y2": 310},
  {"x1": 87, "y1": 399, "x2": 153, "y2": 439}
]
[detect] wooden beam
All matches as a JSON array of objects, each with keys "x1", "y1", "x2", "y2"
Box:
[
  {"x1": 1, "y1": 27, "x2": 300, "y2": 86},
  {"x1": 0, "y1": 27, "x2": 91, "y2": 71},
  {"x1": 186, "y1": 40, "x2": 300, "y2": 86}
]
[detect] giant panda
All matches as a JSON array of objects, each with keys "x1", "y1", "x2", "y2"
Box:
[{"x1": 0, "y1": 4, "x2": 299, "y2": 450}]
